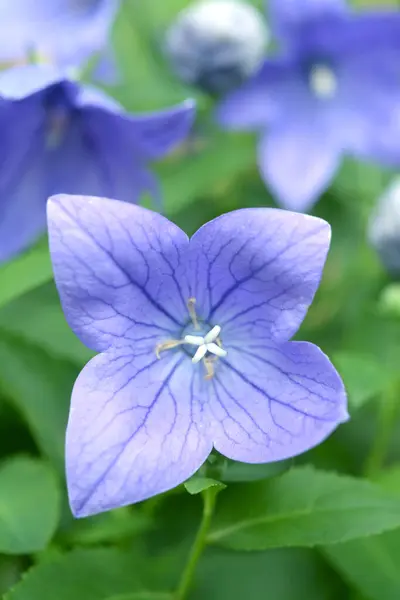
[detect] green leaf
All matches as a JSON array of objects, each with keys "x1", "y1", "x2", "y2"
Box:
[
  {"x1": 221, "y1": 458, "x2": 291, "y2": 482},
  {"x1": 375, "y1": 465, "x2": 400, "y2": 495},
  {"x1": 323, "y1": 466, "x2": 400, "y2": 600},
  {"x1": 66, "y1": 509, "x2": 152, "y2": 546},
  {"x1": 324, "y1": 532, "x2": 400, "y2": 600},
  {"x1": 0, "y1": 283, "x2": 94, "y2": 365},
  {"x1": 106, "y1": 594, "x2": 172, "y2": 600},
  {"x1": 0, "y1": 456, "x2": 60, "y2": 555},
  {"x1": 184, "y1": 477, "x2": 226, "y2": 495},
  {"x1": 333, "y1": 351, "x2": 392, "y2": 411},
  {"x1": 0, "y1": 243, "x2": 52, "y2": 310},
  {"x1": 208, "y1": 466, "x2": 400, "y2": 550},
  {"x1": 162, "y1": 133, "x2": 256, "y2": 216},
  {"x1": 0, "y1": 333, "x2": 79, "y2": 471},
  {"x1": 193, "y1": 547, "x2": 343, "y2": 600},
  {"x1": 5, "y1": 548, "x2": 146, "y2": 600}
]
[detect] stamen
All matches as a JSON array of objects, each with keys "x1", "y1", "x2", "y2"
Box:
[
  {"x1": 205, "y1": 342, "x2": 227, "y2": 358},
  {"x1": 192, "y1": 345, "x2": 208, "y2": 364},
  {"x1": 204, "y1": 325, "x2": 221, "y2": 344},
  {"x1": 184, "y1": 334, "x2": 204, "y2": 346},
  {"x1": 155, "y1": 339, "x2": 184, "y2": 358},
  {"x1": 187, "y1": 297, "x2": 199, "y2": 329},
  {"x1": 204, "y1": 358, "x2": 215, "y2": 380}
]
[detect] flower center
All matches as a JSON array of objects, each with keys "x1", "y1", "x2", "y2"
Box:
[
  {"x1": 155, "y1": 298, "x2": 227, "y2": 379},
  {"x1": 184, "y1": 325, "x2": 227, "y2": 364},
  {"x1": 44, "y1": 83, "x2": 76, "y2": 148},
  {"x1": 309, "y1": 64, "x2": 337, "y2": 99}
]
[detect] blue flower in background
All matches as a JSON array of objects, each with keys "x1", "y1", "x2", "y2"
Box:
[
  {"x1": 48, "y1": 193, "x2": 347, "y2": 517},
  {"x1": 217, "y1": 0, "x2": 400, "y2": 211},
  {"x1": 0, "y1": 0, "x2": 119, "y2": 77},
  {"x1": 0, "y1": 65, "x2": 195, "y2": 263}
]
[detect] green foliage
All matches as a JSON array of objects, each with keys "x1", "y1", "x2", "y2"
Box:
[
  {"x1": 0, "y1": 242, "x2": 52, "y2": 310},
  {"x1": 0, "y1": 456, "x2": 60, "y2": 554},
  {"x1": 5, "y1": 549, "x2": 146, "y2": 600},
  {"x1": 0, "y1": 334, "x2": 78, "y2": 471},
  {"x1": 333, "y1": 351, "x2": 393, "y2": 411},
  {"x1": 208, "y1": 467, "x2": 400, "y2": 549},
  {"x1": 184, "y1": 477, "x2": 226, "y2": 496},
  {"x1": 194, "y1": 547, "x2": 343, "y2": 600}
]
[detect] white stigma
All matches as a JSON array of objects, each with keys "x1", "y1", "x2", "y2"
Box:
[
  {"x1": 309, "y1": 65, "x2": 337, "y2": 99},
  {"x1": 184, "y1": 325, "x2": 227, "y2": 364}
]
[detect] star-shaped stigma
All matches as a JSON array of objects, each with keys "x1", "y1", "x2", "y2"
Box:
[{"x1": 184, "y1": 325, "x2": 227, "y2": 363}]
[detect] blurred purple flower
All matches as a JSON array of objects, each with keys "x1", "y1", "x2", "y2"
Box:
[
  {"x1": 48, "y1": 193, "x2": 348, "y2": 517},
  {"x1": 217, "y1": 0, "x2": 400, "y2": 211},
  {"x1": 0, "y1": 65, "x2": 195, "y2": 263},
  {"x1": 0, "y1": 0, "x2": 119, "y2": 77}
]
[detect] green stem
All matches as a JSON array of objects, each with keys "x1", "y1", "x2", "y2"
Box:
[
  {"x1": 175, "y1": 488, "x2": 217, "y2": 600},
  {"x1": 364, "y1": 385, "x2": 398, "y2": 477}
]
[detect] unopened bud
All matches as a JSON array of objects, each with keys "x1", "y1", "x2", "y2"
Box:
[
  {"x1": 368, "y1": 178, "x2": 400, "y2": 277},
  {"x1": 164, "y1": 0, "x2": 268, "y2": 95}
]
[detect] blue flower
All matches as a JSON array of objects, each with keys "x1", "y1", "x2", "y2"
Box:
[
  {"x1": 48, "y1": 193, "x2": 348, "y2": 517},
  {"x1": 0, "y1": 65, "x2": 195, "y2": 263},
  {"x1": 0, "y1": 0, "x2": 119, "y2": 77},
  {"x1": 217, "y1": 0, "x2": 400, "y2": 211}
]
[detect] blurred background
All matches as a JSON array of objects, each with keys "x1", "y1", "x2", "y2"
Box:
[{"x1": 1, "y1": 0, "x2": 400, "y2": 599}]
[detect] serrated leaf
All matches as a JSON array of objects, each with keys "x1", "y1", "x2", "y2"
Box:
[
  {"x1": 5, "y1": 548, "x2": 145, "y2": 600},
  {"x1": 0, "y1": 243, "x2": 52, "y2": 309},
  {"x1": 184, "y1": 477, "x2": 226, "y2": 495},
  {"x1": 332, "y1": 351, "x2": 391, "y2": 411},
  {"x1": 0, "y1": 456, "x2": 60, "y2": 554},
  {"x1": 0, "y1": 333, "x2": 78, "y2": 471},
  {"x1": 208, "y1": 467, "x2": 400, "y2": 550}
]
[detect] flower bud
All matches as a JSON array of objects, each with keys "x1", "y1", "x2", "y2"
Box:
[
  {"x1": 368, "y1": 178, "x2": 400, "y2": 277},
  {"x1": 164, "y1": 0, "x2": 268, "y2": 95}
]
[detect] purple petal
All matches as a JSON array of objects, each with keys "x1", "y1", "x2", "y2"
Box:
[
  {"x1": 0, "y1": 100, "x2": 48, "y2": 262},
  {"x1": 0, "y1": 0, "x2": 119, "y2": 69},
  {"x1": 187, "y1": 208, "x2": 330, "y2": 343},
  {"x1": 216, "y1": 59, "x2": 292, "y2": 130},
  {"x1": 47, "y1": 195, "x2": 190, "y2": 352},
  {"x1": 268, "y1": 0, "x2": 347, "y2": 40},
  {"x1": 0, "y1": 65, "x2": 65, "y2": 100},
  {"x1": 77, "y1": 89, "x2": 195, "y2": 161},
  {"x1": 119, "y1": 100, "x2": 196, "y2": 160},
  {"x1": 209, "y1": 341, "x2": 347, "y2": 463},
  {"x1": 48, "y1": 107, "x2": 161, "y2": 205},
  {"x1": 258, "y1": 124, "x2": 341, "y2": 211},
  {"x1": 67, "y1": 348, "x2": 212, "y2": 517}
]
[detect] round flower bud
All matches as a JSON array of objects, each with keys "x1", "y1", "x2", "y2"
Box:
[
  {"x1": 164, "y1": 0, "x2": 269, "y2": 95},
  {"x1": 368, "y1": 178, "x2": 400, "y2": 277}
]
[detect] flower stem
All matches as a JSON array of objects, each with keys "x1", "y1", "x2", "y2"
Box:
[
  {"x1": 364, "y1": 385, "x2": 398, "y2": 477},
  {"x1": 175, "y1": 488, "x2": 217, "y2": 600}
]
